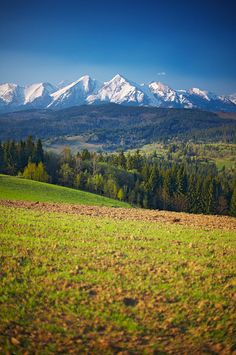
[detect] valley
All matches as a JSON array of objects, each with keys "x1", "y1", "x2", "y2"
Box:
[{"x1": 0, "y1": 105, "x2": 235, "y2": 152}]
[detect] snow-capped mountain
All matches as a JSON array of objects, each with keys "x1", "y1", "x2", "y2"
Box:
[
  {"x1": 24, "y1": 82, "x2": 56, "y2": 108},
  {"x1": 56, "y1": 80, "x2": 70, "y2": 89},
  {"x1": 229, "y1": 94, "x2": 236, "y2": 105},
  {"x1": 0, "y1": 83, "x2": 24, "y2": 111},
  {"x1": 183, "y1": 88, "x2": 236, "y2": 111},
  {"x1": 148, "y1": 82, "x2": 191, "y2": 108},
  {"x1": 0, "y1": 82, "x2": 56, "y2": 111},
  {"x1": 87, "y1": 74, "x2": 156, "y2": 106},
  {"x1": 0, "y1": 74, "x2": 236, "y2": 113},
  {"x1": 48, "y1": 75, "x2": 101, "y2": 109}
]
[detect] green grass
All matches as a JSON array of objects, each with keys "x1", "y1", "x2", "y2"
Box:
[
  {"x1": 0, "y1": 205, "x2": 235, "y2": 353},
  {"x1": 214, "y1": 158, "x2": 235, "y2": 170},
  {"x1": 0, "y1": 174, "x2": 130, "y2": 208}
]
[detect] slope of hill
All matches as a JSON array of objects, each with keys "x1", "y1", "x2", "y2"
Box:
[
  {"x1": 0, "y1": 174, "x2": 130, "y2": 208},
  {"x1": 0, "y1": 105, "x2": 235, "y2": 151},
  {"x1": 0, "y1": 200, "x2": 235, "y2": 353}
]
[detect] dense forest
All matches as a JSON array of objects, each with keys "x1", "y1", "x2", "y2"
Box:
[
  {"x1": 0, "y1": 105, "x2": 235, "y2": 152},
  {"x1": 0, "y1": 137, "x2": 235, "y2": 216}
]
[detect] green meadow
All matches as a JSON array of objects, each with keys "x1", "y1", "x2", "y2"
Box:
[
  {"x1": 0, "y1": 204, "x2": 235, "y2": 353},
  {"x1": 0, "y1": 174, "x2": 130, "y2": 208}
]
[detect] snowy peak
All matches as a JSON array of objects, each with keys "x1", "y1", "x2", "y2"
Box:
[
  {"x1": 52, "y1": 76, "x2": 91, "y2": 97},
  {"x1": 0, "y1": 83, "x2": 24, "y2": 106},
  {"x1": 87, "y1": 74, "x2": 153, "y2": 106},
  {"x1": 24, "y1": 82, "x2": 56, "y2": 105},
  {"x1": 149, "y1": 81, "x2": 179, "y2": 105},
  {"x1": 48, "y1": 75, "x2": 101, "y2": 109},
  {"x1": 0, "y1": 75, "x2": 236, "y2": 112},
  {"x1": 149, "y1": 81, "x2": 170, "y2": 93},
  {"x1": 184, "y1": 87, "x2": 236, "y2": 111},
  {"x1": 108, "y1": 73, "x2": 129, "y2": 84},
  {"x1": 148, "y1": 81, "x2": 197, "y2": 108},
  {"x1": 187, "y1": 88, "x2": 213, "y2": 101},
  {"x1": 229, "y1": 94, "x2": 236, "y2": 105}
]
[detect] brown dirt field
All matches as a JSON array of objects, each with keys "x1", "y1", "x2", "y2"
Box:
[{"x1": 1, "y1": 199, "x2": 236, "y2": 231}]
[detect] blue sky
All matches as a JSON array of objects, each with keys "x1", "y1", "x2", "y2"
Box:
[{"x1": 0, "y1": 0, "x2": 235, "y2": 94}]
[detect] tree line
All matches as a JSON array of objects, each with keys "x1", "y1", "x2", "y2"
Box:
[{"x1": 0, "y1": 137, "x2": 235, "y2": 216}]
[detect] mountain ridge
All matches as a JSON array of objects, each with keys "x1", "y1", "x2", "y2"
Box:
[{"x1": 0, "y1": 74, "x2": 236, "y2": 113}]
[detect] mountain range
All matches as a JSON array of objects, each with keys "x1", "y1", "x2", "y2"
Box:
[{"x1": 0, "y1": 74, "x2": 236, "y2": 113}]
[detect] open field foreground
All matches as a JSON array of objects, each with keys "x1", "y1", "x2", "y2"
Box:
[{"x1": 0, "y1": 201, "x2": 236, "y2": 354}]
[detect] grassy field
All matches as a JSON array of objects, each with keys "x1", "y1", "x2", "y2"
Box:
[
  {"x1": 0, "y1": 203, "x2": 235, "y2": 353},
  {"x1": 0, "y1": 174, "x2": 130, "y2": 208},
  {"x1": 44, "y1": 134, "x2": 104, "y2": 154}
]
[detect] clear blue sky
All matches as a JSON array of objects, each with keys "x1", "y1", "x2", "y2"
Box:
[{"x1": 0, "y1": 0, "x2": 235, "y2": 94}]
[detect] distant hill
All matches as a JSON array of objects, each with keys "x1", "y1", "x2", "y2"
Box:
[{"x1": 0, "y1": 104, "x2": 235, "y2": 151}]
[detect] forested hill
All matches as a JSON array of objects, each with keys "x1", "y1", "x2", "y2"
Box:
[
  {"x1": 0, "y1": 104, "x2": 235, "y2": 151},
  {"x1": 0, "y1": 137, "x2": 235, "y2": 216}
]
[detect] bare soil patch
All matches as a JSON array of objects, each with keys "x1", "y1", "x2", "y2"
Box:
[{"x1": 1, "y1": 199, "x2": 235, "y2": 231}]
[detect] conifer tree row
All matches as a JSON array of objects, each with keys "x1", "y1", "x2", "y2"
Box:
[{"x1": 0, "y1": 138, "x2": 235, "y2": 216}]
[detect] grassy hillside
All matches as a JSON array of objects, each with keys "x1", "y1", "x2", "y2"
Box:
[
  {"x1": 0, "y1": 174, "x2": 130, "y2": 208},
  {"x1": 0, "y1": 203, "x2": 235, "y2": 353}
]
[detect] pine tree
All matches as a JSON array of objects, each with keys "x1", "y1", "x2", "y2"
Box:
[
  {"x1": 133, "y1": 150, "x2": 142, "y2": 171},
  {"x1": 34, "y1": 139, "x2": 44, "y2": 163},
  {"x1": 4, "y1": 140, "x2": 18, "y2": 175},
  {"x1": 0, "y1": 141, "x2": 4, "y2": 172},
  {"x1": 187, "y1": 176, "x2": 198, "y2": 213},
  {"x1": 162, "y1": 171, "x2": 171, "y2": 210},
  {"x1": 206, "y1": 181, "x2": 214, "y2": 214},
  {"x1": 143, "y1": 193, "x2": 149, "y2": 209},
  {"x1": 118, "y1": 151, "x2": 126, "y2": 169},
  {"x1": 126, "y1": 152, "x2": 133, "y2": 170},
  {"x1": 141, "y1": 163, "x2": 150, "y2": 182},
  {"x1": 81, "y1": 149, "x2": 91, "y2": 161},
  {"x1": 18, "y1": 140, "x2": 27, "y2": 170},
  {"x1": 147, "y1": 165, "x2": 159, "y2": 192},
  {"x1": 128, "y1": 190, "x2": 136, "y2": 205},
  {"x1": 26, "y1": 136, "x2": 35, "y2": 160},
  {"x1": 230, "y1": 186, "x2": 236, "y2": 216},
  {"x1": 177, "y1": 166, "x2": 188, "y2": 195}
]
